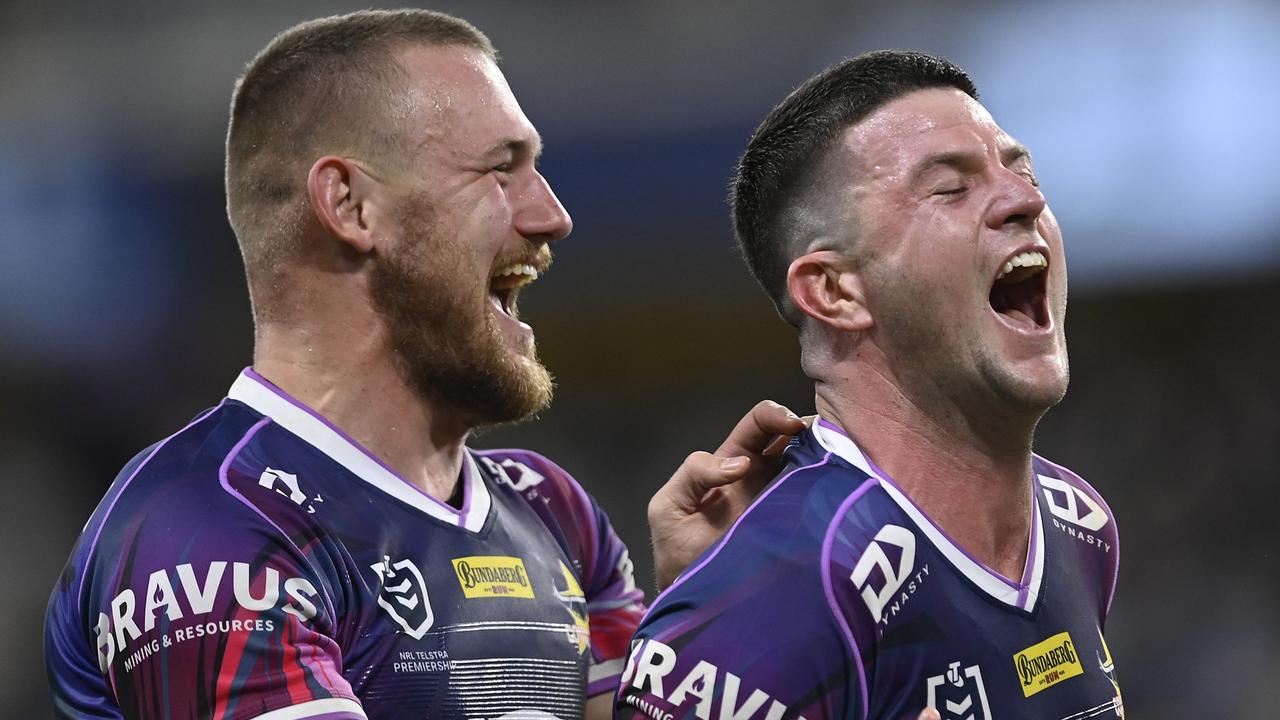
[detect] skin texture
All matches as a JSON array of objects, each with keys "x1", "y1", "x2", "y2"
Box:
[
  {"x1": 787, "y1": 87, "x2": 1068, "y2": 581},
  {"x1": 247, "y1": 42, "x2": 799, "y2": 714},
  {"x1": 255, "y1": 44, "x2": 571, "y2": 501}
]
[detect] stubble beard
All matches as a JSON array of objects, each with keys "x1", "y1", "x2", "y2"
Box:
[
  {"x1": 369, "y1": 198, "x2": 554, "y2": 428},
  {"x1": 876, "y1": 276, "x2": 1067, "y2": 434}
]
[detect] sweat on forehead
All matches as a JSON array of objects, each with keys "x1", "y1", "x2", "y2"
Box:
[
  {"x1": 730, "y1": 50, "x2": 979, "y2": 325},
  {"x1": 838, "y1": 88, "x2": 1019, "y2": 178}
]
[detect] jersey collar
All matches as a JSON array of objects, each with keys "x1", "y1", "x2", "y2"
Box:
[
  {"x1": 811, "y1": 417, "x2": 1046, "y2": 613},
  {"x1": 227, "y1": 368, "x2": 492, "y2": 532}
]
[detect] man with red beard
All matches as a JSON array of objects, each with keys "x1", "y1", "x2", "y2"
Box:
[{"x1": 44, "y1": 10, "x2": 802, "y2": 720}]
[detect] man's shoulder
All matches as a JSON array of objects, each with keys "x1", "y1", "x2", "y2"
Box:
[
  {"x1": 1032, "y1": 454, "x2": 1121, "y2": 616},
  {"x1": 617, "y1": 439, "x2": 874, "y2": 719},
  {"x1": 69, "y1": 398, "x2": 333, "y2": 597},
  {"x1": 1032, "y1": 453, "x2": 1118, "y2": 546},
  {"x1": 646, "y1": 434, "x2": 888, "y2": 618},
  {"x1": 711, "y1": 432, "x2": 887, "y2": 555},
  {"x1": 1033, "y1": 454, "x2": 1112, "y2": 510},
  {"x1": 472, "y1": 447, "x2": 579, "y2": 494},
  {"x1": 89, "y1": 401, "x2": 265, "y2": 527},
  {"x1": 470, "y1": 446, "x2": 602, "y2": 526}
]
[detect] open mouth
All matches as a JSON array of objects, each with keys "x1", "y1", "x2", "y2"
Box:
[
  {"x1": 989, "y1": 250, "x2": 1049, "y2": 330},
  {"x1": 489, "y1": 263, "x2": 540, "y2": 320}
]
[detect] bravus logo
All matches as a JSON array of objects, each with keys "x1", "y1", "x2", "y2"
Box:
[{"x1": 94, "y1": 561, "x2": 319, "y2": 673}]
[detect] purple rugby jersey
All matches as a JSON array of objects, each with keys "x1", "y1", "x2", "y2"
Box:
[
  {"x1": 617, "y1": 420, "x2": 1122, "y2": 720},
  {"x1": 46, "y1": 369, "x2": 644, "y2": 720}
]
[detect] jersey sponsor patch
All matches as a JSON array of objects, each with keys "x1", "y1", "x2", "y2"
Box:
[
  {"x1": 1039, "y1": 475, "x2": 1108, "y2": 531},
  {"x1": 850, "y1": 524, "x2": 928, "y2": 623},
  {"x1": 1013, "y1": 631, "x2": 1083, "y2": 697},
  {"x1": 257, "y1": 467, "x2": 325, "y2": 513},
  {"x1": 95, "y1": 560, "x2": 319, "y2": 673},
  {"x1": 621, "y1": 638, "x2": 800, "y2": 720},
  {"x1": 452, "y1": 556, "x2": 535, "y2": 599}
]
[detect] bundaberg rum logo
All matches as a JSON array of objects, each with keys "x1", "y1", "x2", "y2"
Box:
[
  {"x1": 451, "y1": 556, "x2": 535, "y2": 599},
  {"x1": 1013, "y1": 631, "x2": 1083, "y2": 697}
]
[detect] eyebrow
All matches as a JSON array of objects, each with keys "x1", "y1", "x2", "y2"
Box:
[
  {"x1": 1001, "y1": 142, "x2": 1033, "y2": 167},
  {"x1": 908, "y1": 143, "x2": 1034, "y2": 184},
  {"x1": 483, "y1": 135, "x2": 544, "y2": 162},
  {"x1": 908, "y1": 150, "x2": 983, "y2": 185}
]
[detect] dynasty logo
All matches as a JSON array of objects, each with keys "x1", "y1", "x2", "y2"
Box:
[
  {"x1": 452, "y1": 556, "x2": 535, "y2": 599},
  {"x1": 850, "y1": 524, "x2": 928, "y2": 624},
  {"x1": 1013, "y1": 631, "x2": 1084, "y2": 697}
]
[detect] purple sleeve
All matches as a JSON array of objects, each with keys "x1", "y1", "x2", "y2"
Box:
[
  {"x1": 45, "y1": 418, "x2": 365, "y2": 720},
  {"x1": 1035, "y1": 456, "x2": 1121, "y2": 622},
  {"x1": 475, "y1": 449, "x2": 646, "y2": 697},
  {"x1": 615, "y1": 467, "x2": 856, "y2": 719}
]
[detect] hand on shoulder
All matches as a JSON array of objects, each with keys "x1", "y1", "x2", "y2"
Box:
[{"x1": 648, "y1": 400, "x2": 810, "y2": 590}]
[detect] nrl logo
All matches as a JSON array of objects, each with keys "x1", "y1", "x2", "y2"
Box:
[
  {"x1": 370, "y1": 556, "x2": 434, "y2": 639},
  {"x1": 926, "y1": 662, "x2": 992, "y2": 720}
]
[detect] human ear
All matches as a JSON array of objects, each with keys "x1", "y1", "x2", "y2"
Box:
[
  {"x1": 306, "y1": 156, "x2": 378, "y2": 254},
  {"x1": 786, "y1": 250, "x2": 873, "y2": 332}
]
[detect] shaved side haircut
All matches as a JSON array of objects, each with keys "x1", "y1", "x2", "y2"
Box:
[
  {"x1": 730, "y1": 50, "x2": 977, "y2": 325},
  {"x1": 225, "y1": 9, "x2": 495, "y2": 319}
]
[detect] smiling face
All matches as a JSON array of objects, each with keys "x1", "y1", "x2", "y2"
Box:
[
  {"x1": 368, "y1": 44, "x2": 572, "y2": 425},
  {"x1": 832, "y1": 87, "x2": 1069, "y2": 417}
]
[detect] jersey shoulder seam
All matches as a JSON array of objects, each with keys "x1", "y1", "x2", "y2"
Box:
[{"x1": 819, "y1": 475, "x2": 883, "y2": 716}]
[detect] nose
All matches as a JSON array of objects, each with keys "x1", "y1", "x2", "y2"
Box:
[
  {"x1": 514, "y1": 171, "x2": 573, "y2": 243},
  {"x1": 985, "y1": 169, "x2": 1046, "y2": 231}
]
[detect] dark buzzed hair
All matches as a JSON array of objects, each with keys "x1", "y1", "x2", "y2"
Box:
[
  {"x1": 225, "y1": 9, "x2": 495, "y2": 310},
  {"x1": 730, "y1": 50, "x2": 978, "y2": 325}
]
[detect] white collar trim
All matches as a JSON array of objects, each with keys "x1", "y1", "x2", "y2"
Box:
[
  {"x1": 228, "y1": 370, "x2": 490, "y2": 532},
  {"x1": 812, "y1": 418, "x2": 1044, "y2": 612}
]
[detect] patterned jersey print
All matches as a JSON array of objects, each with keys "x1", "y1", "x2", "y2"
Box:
[
  {"x1": 47, "y1": 369, "x2": 644, "y2": 720},
  {"x1": 618, "y1": 419, "x2": 1121, "y2": 720}
]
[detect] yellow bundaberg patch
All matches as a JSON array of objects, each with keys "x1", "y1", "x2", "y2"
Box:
[
  {"x1": 1013, "y1": 631, "x2": 1083, "y2": 697},
  {"x1": 451, "y1": 556, "x2": 535, "y2": 599}
]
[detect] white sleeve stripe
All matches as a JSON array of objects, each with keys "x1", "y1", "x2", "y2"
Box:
[
  {"x1": 247, "y1": 698, "x2": 367, "y2": 720},
  {"x1": 589, "y1": 657, "x2": 625, "y2": 682}
]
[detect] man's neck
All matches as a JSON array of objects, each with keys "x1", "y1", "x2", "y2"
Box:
[
  {"x1": 252, "y1": 325, "x2": 470, "y2": 504},
  {"x1": 816, "y1": 372, "x2": 1037, "y2": 580}
]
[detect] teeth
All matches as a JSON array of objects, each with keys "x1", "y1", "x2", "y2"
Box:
[
  {"x1": 996, "y1": 251, "x2": 1047, "y2": 280},
  {"x1": 493, "y1": 263, "x2": 538, "y2": 279}
]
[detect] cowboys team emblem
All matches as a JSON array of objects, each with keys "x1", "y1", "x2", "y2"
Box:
[
  {"x1": 926, "y1": 661, "x2": 992, "y2": 720},
  {"x1": 370, "y1": 556, "x2": 434, "y2": 639}
]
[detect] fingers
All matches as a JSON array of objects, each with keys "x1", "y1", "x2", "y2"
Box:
[
  {"x1": 715, "y1": 400, "x2": 808, "y2": 459},
  {"x1": 917, "y1": 709, "x2": 941, "y2": 720},
  {"x1": 655, "y1": 451, "x2": 752, "y2": 514}
]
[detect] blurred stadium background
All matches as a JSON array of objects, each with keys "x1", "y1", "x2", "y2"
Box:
[{"x1": 3, "y1": 0, "x2": 1277, "y2": 716}]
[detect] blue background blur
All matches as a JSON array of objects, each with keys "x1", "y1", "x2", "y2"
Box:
[{"x1": 3, "y1": 1, "x2": 1277, "y2": 716}]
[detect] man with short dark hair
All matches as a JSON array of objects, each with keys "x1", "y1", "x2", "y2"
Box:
[
  {"x1": 618, "y1": 51, "x2": 1123, "y2": 720},
  {"x1": 44, "y1": 10, "x2": 803, "y2": 720}
]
